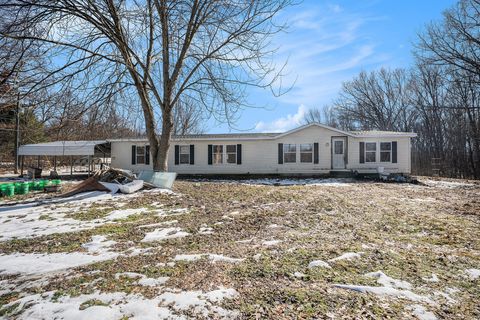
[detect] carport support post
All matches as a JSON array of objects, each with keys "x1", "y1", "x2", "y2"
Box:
[
  {"x1": 70, "y1": 156, "x2": 73, "y2": 178},
  {"x1": 20, "y1": 155, "x2": 24, "y2": 177},
  {"x1": 88, "y1": 155, "x2": 91, "y2": 177},
  {"x1": 53, "y1": 156, "x2": 57, "y2": 171}
]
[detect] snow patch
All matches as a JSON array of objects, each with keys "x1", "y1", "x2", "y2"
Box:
[
  {"x1": 82, "y1": 235, "x2": 117, "y2": 253},
  {"x1": 105, "y1": 208, "x2": 149, "y2": 221},
  {"x1": 174, "y1": 254, "x2": 244, "y2": 264},
  {"x1": 141, "y1": 227, "x2": 190, "y2": 242},
  {"x1": 5, "y1": 287, "x2": 238, "y2": 320},
  {"x1": 334, "y1": 284, "x2": 434, "y2": 304},
  {"x1": 422, "y1": 179, "x2": 476, "y2": 189},
  {"x1": 262, "y1": 240, "x2": 282, "y2": 247},
  {"x1": 408, "y1": 304, "x2": 437, "y2": 320},
  {"x1": 198, "y1": 225, "x2": 214, "y2": 235},
  {"x1": 334, "y1": 270, "x2": 435, "y2": 305},
  {"x1": 158, "y1": 287, "x2": 238, "y2": 318},
  {"x1": 0, "y1": 251, "x2": 118, "y2": 276},
  {"x1": 422, "y1": 273, "x2": 439, "y2": 283},
  {"x1": 293, "y1": 272, "x2": 307, "y2": 278},
  {"x1": 308, "y1": 260, "x2": 331, "y2": 269},
  {"x1": 328, "y1": 252, "x2": 363, "y2": 262},
  {"x1": 465, "y1": 268, "x2": 480, "y2": 280},
  {"x1": 366, "y1": 271, "x2": 412, "y2": 290}
]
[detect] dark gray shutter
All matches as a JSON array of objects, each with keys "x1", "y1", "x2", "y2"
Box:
[
  {"x1": 208, "y1": 145, "x2": 213, "y2": 165},
  {"x1": 314, "y1": 142, "x2": 319, "y2": 164},
  {"x1": 131, "y1": 145, "x2": 137, "y2": 165},
  {"x1": 190, "y1": 145, "x2": 195, "y2": 165},
  {"x1": 145, "y1": 145, "x2": 150, "y2": 165},
  {"x1": 359, "y1": 142, "x2": 365, "y2": 163},
  {"x1": 392, "y1": 141, "x2": 397, "y2": 163},
  {"x1": 237, "y1": 144, "x2": 242, "y2": 165},
  {"x1": 174, "y1": 145, "x2": 179, "y2": 165},
  {"x1": 278, "y1": 143, "x2": 283, "y2": 164}
]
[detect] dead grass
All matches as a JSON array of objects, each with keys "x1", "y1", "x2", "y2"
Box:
[{"x1": 1, "y1": 178, "x2": 479, "y2": 319}]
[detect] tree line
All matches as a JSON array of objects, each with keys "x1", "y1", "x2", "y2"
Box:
[{"x1": 304, "y1": 0, "x2": 480, "y2": 179}]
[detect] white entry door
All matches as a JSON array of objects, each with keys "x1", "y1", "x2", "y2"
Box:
[{"x1": 332, "y1": 138, "x2": 346, "y2": 169}]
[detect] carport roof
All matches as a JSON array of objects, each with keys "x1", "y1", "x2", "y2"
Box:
[{"x1": 18, "y1": 140, "x2": 108, "y2": 156}]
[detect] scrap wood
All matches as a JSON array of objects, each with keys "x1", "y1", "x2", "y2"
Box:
[{"x1": 59, "y1": 177, "x2": 110, "y2": 198}]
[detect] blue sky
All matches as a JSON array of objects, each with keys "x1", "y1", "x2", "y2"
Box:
[{"x1": 206, "y1": 0, "x2": 456, "y2": 133}]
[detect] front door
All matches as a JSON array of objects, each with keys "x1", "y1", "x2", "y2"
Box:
[{"x1": 332, "y1": 138, "x2": 346, "y2": 169}]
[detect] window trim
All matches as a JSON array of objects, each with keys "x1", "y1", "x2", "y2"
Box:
[
  {"x1": 365, "y1": 142, "x2": 377, "y2": 163},
  {"x1": 300, "y1": 143, "x2": 313, "y2": 163},
  {"x1": 283, "y1": 143, "x2": 297, "y2": 163},
  {"x1": 136, "y1": 145, "x2": 146, "y2": 165},
  {"x1": 380, "y1": 142, "x2": 392, "y2": 163},
  {"x1": 179, "y1": 145, "x2": 190, "y2": 165}
]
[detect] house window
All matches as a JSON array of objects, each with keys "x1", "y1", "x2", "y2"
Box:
[
  {"x1": 213, "y1": 145, "x2": 223, "y2": 164},
  {"x1": 226, "y1": 145, "x2": 237, "y2": 164},
  {"x1": 334, "y1": 141, "x2": 343, "y2": 154},
  {"x1": 380, "y1": 142, "x2": 392, "y2": 162},
  {"x1": 365, "y1": 142, "x2": 376, "y2": 162},
  {"x1": 284, "y1": 144, "x2": 296, "y2": 163},
  {"x1": 300, "y1": 144, "x2": 313, "y2": 163},
  {"x1": 136, "y1": 146, "x2": 145, "y2": 164},
  {"x1": 179, "y1": 145, "x2": 190, "y2": 164}
]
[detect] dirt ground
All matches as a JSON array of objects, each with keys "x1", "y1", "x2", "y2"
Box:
[{"x1": 0, "y1": 177, "x2": 479, "y2": 319}]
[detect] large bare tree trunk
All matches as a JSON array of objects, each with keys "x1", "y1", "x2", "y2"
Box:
[{"x1": 155, "y1": 109, "x2": 173, "y2": 171}]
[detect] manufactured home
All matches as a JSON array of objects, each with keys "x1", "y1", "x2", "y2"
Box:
[{"x1": 109, "y1": 123, "x2": 416, "y2": 176}]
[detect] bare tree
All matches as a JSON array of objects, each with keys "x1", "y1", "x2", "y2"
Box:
[
  {"x1": 416, "y1": 0, "x2": 480, "y2": 81},
  {"x1": 173, "y1": 96, "x2": 206, "y2": 136},
  {"x1": 1, "y1": 0, "x2": 292, "y2": 171},
  {"x1": 331, "y1": 68, "x2": 416, "y2": 131},
  {"x1": 302, "y1": 106, "x2": 339, "y2": 128}
]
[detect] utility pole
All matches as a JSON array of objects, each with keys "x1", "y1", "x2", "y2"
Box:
[
  {"x1": 14, "y1": 89, "x2": 20, "y2": 174},
  {"x1": 13, "y1": 64, "x2": 22, "y2": 174}
]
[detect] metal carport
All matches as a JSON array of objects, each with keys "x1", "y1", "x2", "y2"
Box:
[{"x1": 18, "y1": 140, "x2": 111, "y2": 176}]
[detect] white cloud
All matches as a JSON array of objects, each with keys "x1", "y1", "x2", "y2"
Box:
[
  {"x1": 267, "y1": 4, "x2": 388, "y2": 107},
  {"x1": 254, "y1": 105, "x2": 307, "y2": 132}
]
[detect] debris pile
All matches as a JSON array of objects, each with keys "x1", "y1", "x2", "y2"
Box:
[{"x1": 61, "y1": 167, "x2": 154, "y2": 197}]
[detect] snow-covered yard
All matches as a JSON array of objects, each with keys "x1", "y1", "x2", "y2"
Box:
[{"x1": 0, "y1": 177, "x2": 479, "y2": 319}]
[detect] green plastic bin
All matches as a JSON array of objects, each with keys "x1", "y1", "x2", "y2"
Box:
[
  {"x1": 18, "y1": 182, "x2": 29, "y2": 195},
  {"x1": 14, "y1": 182, "x2": 22, "y2": 194},
  {"x1": 0, "y1": 184, "x2": 8, "y2": 196},
  {"x1": 33, "y1": 181, "x2": 42, "y2": 191},
  {"x1": 5, "y1": 184, "x2": 15, "y2": 197}
]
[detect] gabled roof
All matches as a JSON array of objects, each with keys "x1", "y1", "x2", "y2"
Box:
[
  {"x1": 274, "y1": 122, "x2": 356, "y2": 138},
  {"x1": 104, "y1": 122, "x2": 417, "y2": 142},
  {"x1": 105, "y1": 123, "x2": 416, "y2": 142}
]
